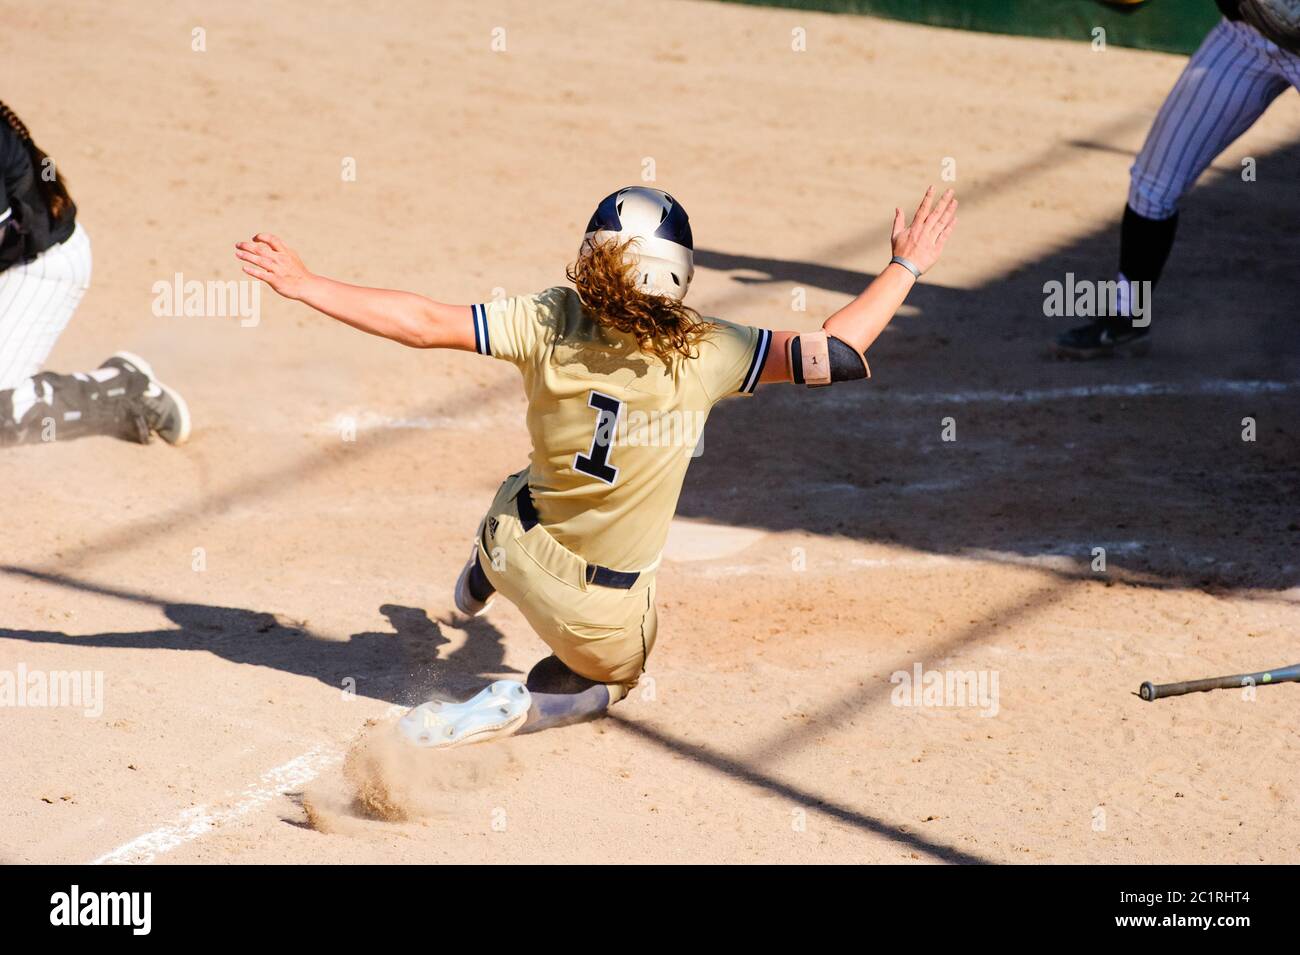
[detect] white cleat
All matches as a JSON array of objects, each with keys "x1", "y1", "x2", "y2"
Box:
[
  {"x1": 453, "y1": 544, "x2": 495, "y2": 617},
  {"x1": 396, "y1": 680, "x2": 531, "y2": 749}
]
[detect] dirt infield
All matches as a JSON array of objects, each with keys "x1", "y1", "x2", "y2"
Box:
[{"x1": 2, "y1": 0, "x2": 1297, "y2": 864}]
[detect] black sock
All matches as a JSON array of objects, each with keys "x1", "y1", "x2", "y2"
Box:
[
  {"x1": 1101, "y1": 204, "x2": 1177, "y2": 328},
  {"x1": 1119, "y1": 203, "x2": 1179, "y2": 286},
  {"x1": 466, "y1": 553, "x2": 495, "y2": 602}
]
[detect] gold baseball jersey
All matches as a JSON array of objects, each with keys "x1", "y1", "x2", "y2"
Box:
[{"x1": 472, "y1": 286, "x2": 772, "y2": 570}]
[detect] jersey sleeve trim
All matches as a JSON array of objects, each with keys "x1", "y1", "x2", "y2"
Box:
[
  {"x1": 739, "y1": 328, "x2": 773, "y2": 395},
  {"x1": 471, "y1": 303, "x2": 492, "y2": 356}
]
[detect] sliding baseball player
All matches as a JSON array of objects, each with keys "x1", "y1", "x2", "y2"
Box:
[{"x1": 237, "y1": 184, "x2": 957, "y2": 747}]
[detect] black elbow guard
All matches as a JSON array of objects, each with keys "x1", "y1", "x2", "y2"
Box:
[{"x1": 788, "y1": 332, "x2": 871, "y2": 386}]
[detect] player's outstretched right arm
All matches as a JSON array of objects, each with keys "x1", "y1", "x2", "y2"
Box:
[
  {"x1": 234, "y1": 233, "x2": 477, "y2": 351},
  {"x1": 758, "y1": 186, "x2": 957, "y2": 385}
]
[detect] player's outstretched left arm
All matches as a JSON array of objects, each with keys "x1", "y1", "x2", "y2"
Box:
[
  {"x1": 758, "y1": 186, "x2": 956, "y2": 385},
  {"x1": 234, "y1": 233, "x2": 476, "y2": 350}
]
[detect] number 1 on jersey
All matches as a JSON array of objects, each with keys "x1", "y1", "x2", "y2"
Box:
[{"x1": 574, "y1": 390, "x2": 622, "y2": 485}]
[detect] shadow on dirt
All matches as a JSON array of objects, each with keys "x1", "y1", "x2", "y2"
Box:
[
  {"x1": 684, "y1": 135, "x2": 1300, "y2": 592},
  {"x1": 0, "y1": 566, "x2": 517, "y2": 705}
]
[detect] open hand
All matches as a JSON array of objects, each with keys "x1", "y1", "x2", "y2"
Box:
[
  {"x1": 890, "y1": 186, "x2": 957, "y2": 275},
  {"x1": 235, "y1": 233, "x2": 311, "y2": 300}
]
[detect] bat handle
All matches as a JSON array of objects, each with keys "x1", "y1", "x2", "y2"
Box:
[{"x1": 1140, "y1": 675, "x2": 1251, "y2": 700}]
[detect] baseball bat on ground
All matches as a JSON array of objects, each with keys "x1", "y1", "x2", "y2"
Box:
[{"x1": 1139, "y1": 663, "x2": 1300, "y2": 701}]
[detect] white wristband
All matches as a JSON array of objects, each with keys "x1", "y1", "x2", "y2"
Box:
[{"x1": 889, "y1": 255, "x2": 922, "y2": 279}]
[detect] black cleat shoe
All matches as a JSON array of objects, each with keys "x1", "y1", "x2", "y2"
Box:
[
  {"x1": 1051, "y1": 318, "x2": 1150, "y2": 360},
  {"x1": 100, "y1": 352, "x2": 192, "y2": 445}
]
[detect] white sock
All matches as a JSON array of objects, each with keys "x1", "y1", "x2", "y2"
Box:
[{"x1": 1115, "y1": 272, "x2": 1132, "y2": 319}]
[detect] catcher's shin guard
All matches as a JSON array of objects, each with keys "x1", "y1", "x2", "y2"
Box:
[
  {"x1": 397, "y1": 680, "x2": 531, "y2": 748},
  {"x1": 0, "y1": 366, "x2": 149, "y2": 448}
]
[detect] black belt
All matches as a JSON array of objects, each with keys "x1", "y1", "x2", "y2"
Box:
[{"x1": 515, "y1": 485, "x2": 640, "y2": 590}]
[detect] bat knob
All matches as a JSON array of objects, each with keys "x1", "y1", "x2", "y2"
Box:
[{"x1": 1139, "y1": 681, "x2": 1156, "y2": 701}]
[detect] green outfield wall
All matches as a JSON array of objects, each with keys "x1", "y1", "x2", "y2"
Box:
[{"x1": 721, "y1": 1, "x2": 1222, "y2": 55}]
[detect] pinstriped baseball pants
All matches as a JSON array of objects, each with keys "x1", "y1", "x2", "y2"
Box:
[
  {"x1": 0, "y1": 221, "x2": 92, "y2": 391},
  {"x1": 1129, "y1": 18, "x2": 1300, "y2": 221}
]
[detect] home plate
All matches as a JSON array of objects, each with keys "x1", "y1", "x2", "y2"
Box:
[{"x1": 663, "y1": 519, "x2": 767, "y2": 562}]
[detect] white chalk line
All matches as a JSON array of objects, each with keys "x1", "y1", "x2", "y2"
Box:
[
  {"x1": 91, "y1": 744, "x2": 342, "y2": 865},
  {"x1": 859, "y1": 378, "x2": 1300, "y2": 406}
]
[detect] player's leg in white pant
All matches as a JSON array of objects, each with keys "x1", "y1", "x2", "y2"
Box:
[
  {"x1": 0, "y1": 222, "x2": 92, "y2": 390},
  {"x1": 0, "y1": 225, "x2": 190, "y2": 448},
  {"x1": 1055, "y1": 20, "x2": 1292, "y2": 359},
  {"x1": 1128, "y1": 19, "x2": 1289, "y2": 221},
  {"x1": 1277, "y1": 49, "x2": 1300, "y2": 87}
]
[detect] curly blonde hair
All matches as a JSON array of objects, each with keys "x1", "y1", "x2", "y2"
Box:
[{"x1": 567, "y1": 237, "x2": 713, "y2": 363}]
